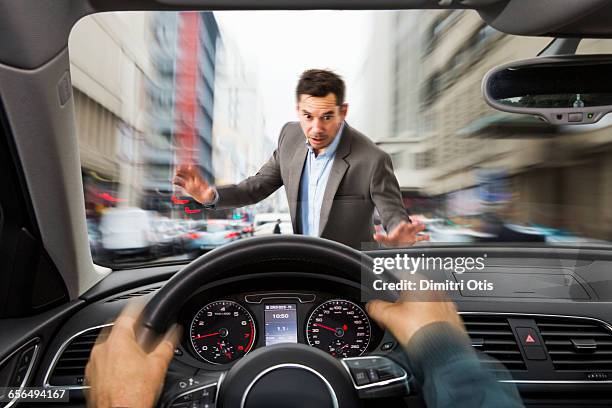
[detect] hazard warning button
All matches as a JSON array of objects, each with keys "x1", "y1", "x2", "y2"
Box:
[{"x1": 516, "y1": 327, "x2": 541, "y2": 346}]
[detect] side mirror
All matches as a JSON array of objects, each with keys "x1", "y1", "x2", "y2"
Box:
[{"x1": 482, "y1": 55, "x2": 612, "y2": 125}]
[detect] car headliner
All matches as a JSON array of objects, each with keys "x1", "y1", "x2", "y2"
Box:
[{"x1": 1, "y1": 0, "x2": 612, "y2": 298}]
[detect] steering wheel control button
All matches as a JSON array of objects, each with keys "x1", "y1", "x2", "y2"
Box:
[
  {"x1": 366, "y1": 368, "x2": 379, "y2": 382},
  {"x1": 170, "y1": 384, "x2": 217, "y2": 408},
  {"x1": 351, "y1": 368, "x2": 370, "y2": 385},
  {"x1": 200, "y1": 386, "x2": 215, "y2": 402},
  {"x1": 343, "y1": 357, "x2": 408, "y2": 387},
  {"x1": 342, "y1": 357, "x2": 410, "y2": 399},
  {"x1": 516, "y1": 327, "x2": 541, "y2": 346},
  {"x1": 380, "y1": 342, "x2": 395, "y2": 351}
]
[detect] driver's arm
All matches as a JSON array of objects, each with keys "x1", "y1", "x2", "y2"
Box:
[{"x1": 367, "y1": 295, "x2": 524, "y2": 408}]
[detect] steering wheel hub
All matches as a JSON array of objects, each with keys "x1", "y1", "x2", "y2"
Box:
[{"x1": 217, "y1": 343, "x2": 358, "y2": 408}]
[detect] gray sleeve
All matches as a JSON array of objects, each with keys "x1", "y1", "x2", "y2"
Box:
[
  {"x1": 213, "y1": 125, "x2": 287, "y2": 209},
  {"x1": 407, "y1": 322, "x2": 524, "y2": 408},
  {"x1": 369, "y1": 152, "x2": 411, "y2": 232}
]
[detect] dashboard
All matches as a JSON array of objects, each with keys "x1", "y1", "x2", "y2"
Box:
[
  {"x1": 181, "y1": 292, "x2": 383, "y2": 365},
  {"x1": 4, "y1": 246, "x2": 610, "y2": 407}
]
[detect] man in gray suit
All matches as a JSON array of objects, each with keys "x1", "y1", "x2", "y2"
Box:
[{"x1": 174, "y1": 69, "x2": 428, "y2": 249}]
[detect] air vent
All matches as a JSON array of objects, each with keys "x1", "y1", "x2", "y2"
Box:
[
  {"x1": 105, "y1": 286, "x2": 161, "y2": 303},
  {"x1": 462, "y1": 314, "x2": 526, "y2": 371},
  {"x1": 47, "y1": 326, "x2": 109, "y2": 386},
  {"x1": 535, "y1": 316, "x2": 612, "y2": 372}
]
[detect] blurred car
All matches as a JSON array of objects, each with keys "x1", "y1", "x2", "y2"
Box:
[
  {"x1": 98, "y1": 207, "x2": 156, "y2": 260},
  {"x1": 181, "y1": 219, "x2": 244, "y2": 254},
  {"x1": 253, "y1": 212, "x2": 291, "y2": 228},
  {"x1": 253, "y1": 220, "x2": 293, "y2": 236},
  {"x1": 150, "y1": 216, "x2": 186, "y2": 257},
  {"x1": 427, "y1": 224, "x2": 496, "y2": 243},
  {"x1": 229, "y1": 220, "x2": 255, "y2": 237}
]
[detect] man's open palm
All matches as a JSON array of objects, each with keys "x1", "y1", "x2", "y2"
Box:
[
  {"x1": 373, "y1": 220, "x2": 429, "y2": 247},
  {"x1": 173, "y1": 164, "x2": 215, "y2": 204}
]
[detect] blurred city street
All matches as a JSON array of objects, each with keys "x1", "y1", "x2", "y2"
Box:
[{"x1": 68, "y1": 10, "x2": 612, "y2": 265}]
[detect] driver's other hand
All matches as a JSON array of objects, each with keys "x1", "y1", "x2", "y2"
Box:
[
  {"x1": 172, "y1": 164, "x2": 216, "y2": 204},
  {"x1": 85, "y1": 302, "x2": 181, "y2": 408},
  {"x1": 366, "y1": 292, "x2": 467, "y2": 347}
]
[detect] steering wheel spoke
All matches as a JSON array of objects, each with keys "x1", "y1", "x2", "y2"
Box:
[{"x1": 341, "y1": 355, "x2": 411, "y2": 399}]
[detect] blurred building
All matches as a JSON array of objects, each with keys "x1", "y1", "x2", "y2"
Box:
[
  {"x1": 352, "y1": 10, "x2": 612, "y2": 240},
  {"x1": 372, "y1": 10, "x2": 612, "y2": 240},
  {"x1": 143, "y1": 12, "x2": 219, "y2": 216},
  {"x1": 417, "y1": 10, "x2": 612, "y2": 240},
  {"x1": 351, "y1": 11, "x2": 437, "y2": 213},
  {"x1": 211, "y1": 34, "x2": 281, "y2": 219},
  {"x1": 69, "y1": 13, "x2": 153, "y2": 217}
]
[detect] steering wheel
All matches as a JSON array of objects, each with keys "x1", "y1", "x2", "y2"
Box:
[{"x1": 136, "y1": 235, "x2": 412, "y2": 408}]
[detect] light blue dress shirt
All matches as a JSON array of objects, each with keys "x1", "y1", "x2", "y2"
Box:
[{"x1": 299, "y1": 123, "x2": 345, "y2": 236}]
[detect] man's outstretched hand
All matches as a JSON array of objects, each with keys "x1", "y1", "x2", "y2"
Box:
[
  {"x1": 374, "y1": 221, "x2": 430, "y2": 247},
  {"x1": 172, "y1": 164, "x2": 216, "y2": 204},
  {"x1": 85, "y1": 303, "x2": 181, "y2": 408}
]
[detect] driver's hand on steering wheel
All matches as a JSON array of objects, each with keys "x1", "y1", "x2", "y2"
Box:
[
  {"x1": 366, "y1": 291, "x2": 468, "y2": 348},
  {"x1": 85, "y1": 302, "x2": 181, "y2": 408}
]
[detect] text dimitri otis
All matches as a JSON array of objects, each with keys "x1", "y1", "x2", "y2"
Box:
[{"x1": 371, "y1": 254, "x2": 494, "y2": 292}]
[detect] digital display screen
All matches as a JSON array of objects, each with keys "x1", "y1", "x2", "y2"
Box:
[{"x1": 264, "y1": 304, "x2": 298, "y2": 346}]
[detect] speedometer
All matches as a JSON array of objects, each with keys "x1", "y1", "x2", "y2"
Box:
[
  {"x1": 189, "y1": 300, "x2": 256, "y2": 364},
  {"x1": 305, "y1": 299, "x2": 371, "y2": 358}
]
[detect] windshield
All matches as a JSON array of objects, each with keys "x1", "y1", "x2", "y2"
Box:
[{"x1": 69, "y1": 10, "x2": 612, "y2": 267}]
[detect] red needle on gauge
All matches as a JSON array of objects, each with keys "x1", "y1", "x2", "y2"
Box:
[
  {"x1": 313, "y1": 323, "x2": 338, "y2": 333},
  {"x1": 192, "y1": 332, "x2": 220, "y2": 340}
]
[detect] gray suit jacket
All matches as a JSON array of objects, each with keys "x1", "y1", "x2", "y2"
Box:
[{"x1": 215, "y1": 122, "x2": 410, "y2": 249}]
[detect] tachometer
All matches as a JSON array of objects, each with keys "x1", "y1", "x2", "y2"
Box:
[
  {"x1": 189, "y1": 300, "x2": 256, "y2": 364},
  {"x1": 305, "y1": 299, "x2": 371, "y2": 358}
]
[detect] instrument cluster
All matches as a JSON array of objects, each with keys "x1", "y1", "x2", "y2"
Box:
[{"x1": 185, "y1": 292, "x2": 379, "y2": 365}]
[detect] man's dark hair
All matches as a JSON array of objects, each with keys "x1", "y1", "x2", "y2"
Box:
[{"x1": 296, "y1": 69, "x2": 345, "y2": 106}]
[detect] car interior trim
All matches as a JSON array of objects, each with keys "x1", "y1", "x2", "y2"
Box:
[
  {"x1": 458, "y1": 311, "x2": 612, "y2": 333},
  {"x1": 1, "y1": 338, "x2": 40, "y2": 408},
  {"x1": 244, "y1": 292, "x2": 317, "y2": 304},
  {"x1": 42, "y1": 323, "x2": 113, "y2": 390}
]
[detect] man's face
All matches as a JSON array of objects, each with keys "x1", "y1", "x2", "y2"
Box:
[{"x1": 297, "y1": 93, "x2": 348, "y2": 154}]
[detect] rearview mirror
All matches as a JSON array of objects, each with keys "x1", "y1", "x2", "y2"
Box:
[{"x1": 482, "y1": 55, "x2": 612, "y2": 125}]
